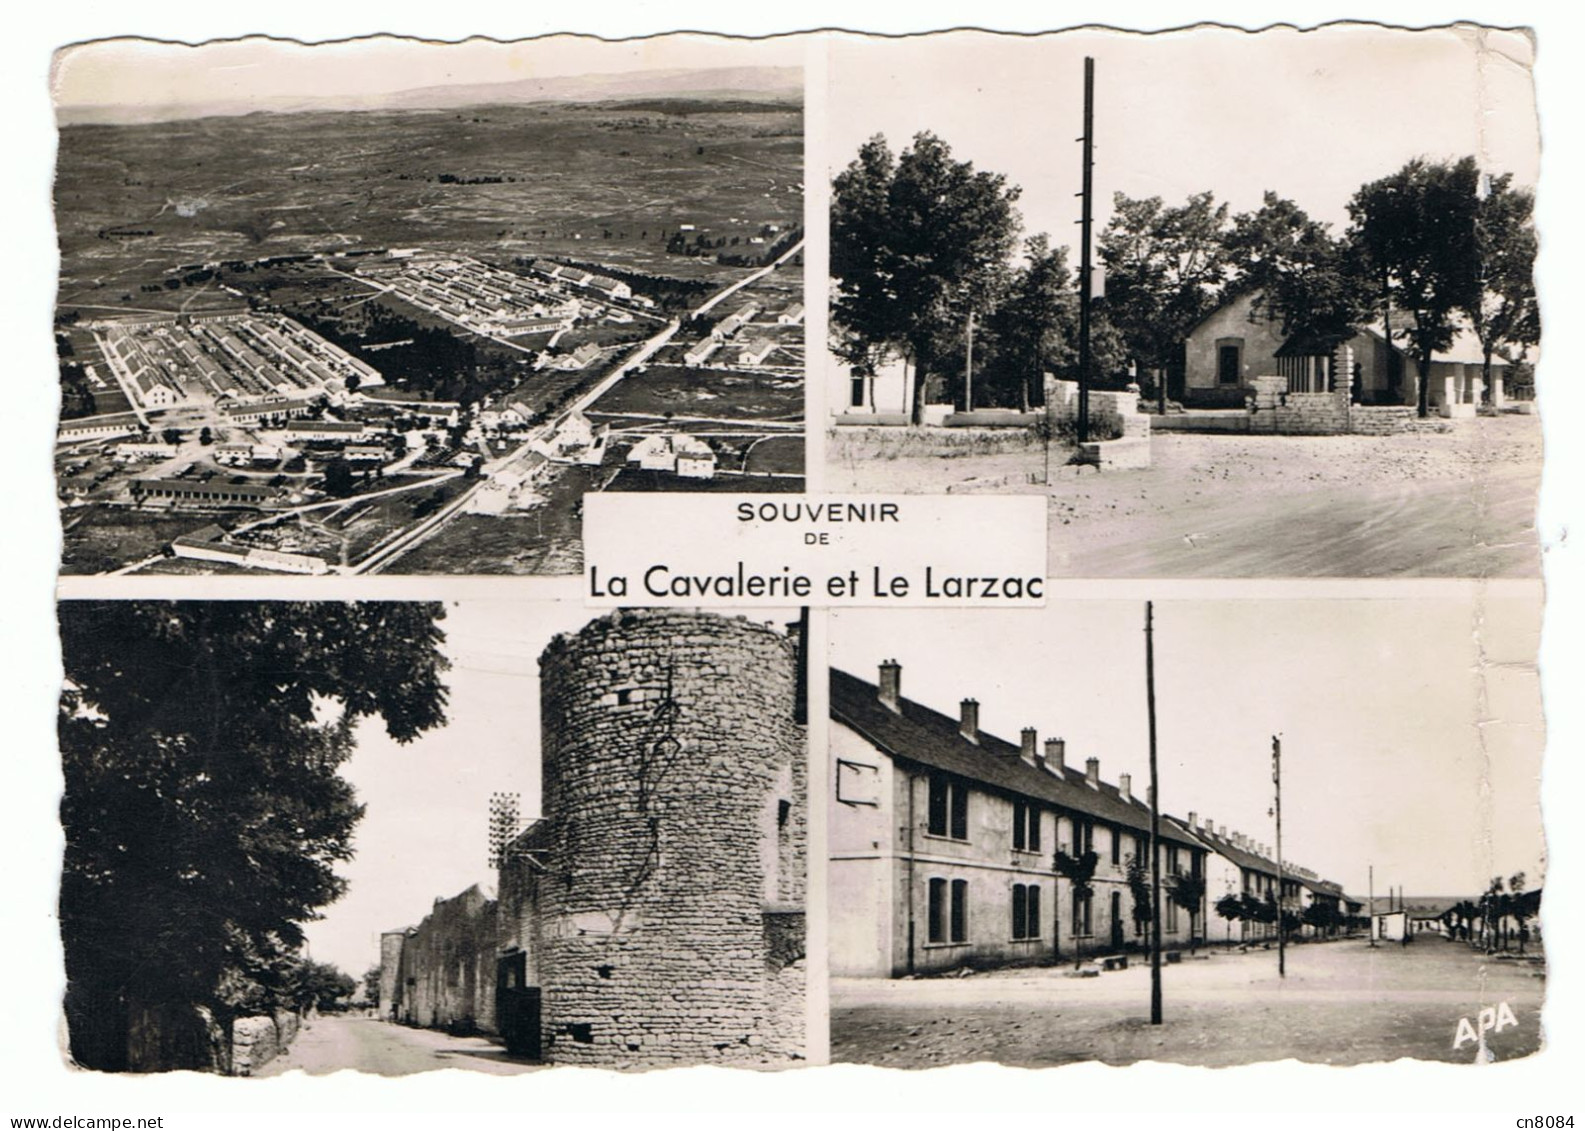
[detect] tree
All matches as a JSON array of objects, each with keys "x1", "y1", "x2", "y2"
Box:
[
  {"x1": 830, "y1": 132, "x2": 1022, "y2": 423},
  {"x1": 1467, "y1": 174, "x2": 1539, "y2": 399},
  {"x1": 58, "y1": 601, "x2": 450, "y2": 1071},
  {"x1": 982, "y1": 234, "x2": 1078, "y2": 411},
  {"x1": 1507, "y1": 872, "x2": 1532, "y2": 955},
  {"x1": 1347, "y1": 157, "x2": 1483, "y2": 417},
  {"x1": 1099, "y1": 191, "x2": 1230, "y2": 403},
  {"x1": 286, "y1": 959, "x2": 357, "y2": 1014},
  {"x1": 321, "y1": 458, "x2": 354, "y2": 496},
  {"x1": 1166, "y1": 872, "x2": 1206, "y2": 949},
  {"x1": 1224, "y1": 192, "x2": 1370, "y2": 349},
  {"x1": 198, "y1": 426, "x2": 213, "y2": 446},
  {"x1": 1054, "y1": 848, "x2": 1099, "y2": 967},
  {"x1": 1125, "y1": 853, "x2": 1152, "y2": 941},
  {"x1": 1214, "y1": 892, "x2": 1244, "y2": 944},
  {"x1": 161, "y1": 428, "x2": 183, "y2": 446},
  {"x1": 1480, "y1": 875, "x2": 1506, "y2": 952},
  {"x1": 362, "y1": 965, "x2": 383, "y2": 1010}
]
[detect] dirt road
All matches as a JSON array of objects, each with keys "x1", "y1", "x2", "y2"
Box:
[
  {"x1": 830, "y1": 416, "x2": 1542, "y2": 578},
  {"x1": 832, "y1": 938, "x2": 1545, "y2": 1068},
  {"x1": 256, "y1": 1015, "x2": 541, "y2": 1077}
]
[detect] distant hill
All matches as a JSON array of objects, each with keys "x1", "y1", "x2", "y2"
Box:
[{"x1": 57, "y1": 65, "x2": 802, "y2": 126}]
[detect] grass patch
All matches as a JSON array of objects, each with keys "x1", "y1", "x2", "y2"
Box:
[{"x1": 829, "y1": 426, "x2": 1056, "y2": 462}]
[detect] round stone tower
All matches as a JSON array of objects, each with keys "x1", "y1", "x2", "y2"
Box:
[{"x1": 529, "y1": 609, "x2": 806, "y2": 1066}]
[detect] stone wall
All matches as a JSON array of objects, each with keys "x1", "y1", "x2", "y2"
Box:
[
  {"x1": 1250, "y1": 375, "x2": 1452, "y2": 436},
  {"x1": 392, "y1": 884, "x2": 498, "y2": 1034},
  {"x1": 520, "y1": 609, "x2": 808, "y2": 1067},
  {"x1": 228, "y1": 1010, "x2": 299, "y2": 1076},
  {"x1": 1351, "y1": 407, "x2": 1452, "y2": 436},
  {"x1": 1045, "y1": 378, "x2": 1152, "y2": 442}
]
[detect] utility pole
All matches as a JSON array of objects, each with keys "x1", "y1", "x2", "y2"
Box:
[
  {"x1": 1273, "y1": 735, "x2": 1285, "y2": 978},
  {"x1": 1145, "y1": 601, "x2": 1162, "y2": 1024},
  {"x1": 964, "y1": 309, "x2": 976, "y2": 413},
  {"x1": 1076, "y1": 56, "x2": 1095, "y2": 444},
  {"x1": 1368, "y1": 864, "x2": 1376, "y2": 947}
]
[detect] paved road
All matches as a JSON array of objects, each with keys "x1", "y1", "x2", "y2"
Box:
[
  {"x1": 833, "y1": 937, "x2": 1546, "y2": 1068},
  {"x1": 257, "y1": 1015, "x2": 540, "y2": 1077}
]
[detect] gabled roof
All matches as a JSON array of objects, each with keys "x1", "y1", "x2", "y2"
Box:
[
  {"x1": 1183, "y1": 824, "x2": 1282, "y2": 880},
  {"x1": 830, "y1": 667, "x2": 1200, "y2": 848}
]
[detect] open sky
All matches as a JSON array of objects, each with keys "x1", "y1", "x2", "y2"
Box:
[
  {"x1": 825, "y1": 24, "x2": 1540, "y2": 243},
  {"x1": 301, "y1": 599, "x2": 587, "y2": 978},
  {"x1": 52, "y1": 33, "x2": 804, "y2": 115},
  {"x1": 830, "y1": 591, "x2": 1546, "y2": 904},
  {"x1": 303, "y1": 600, "x2": 801, "y2": 979}
]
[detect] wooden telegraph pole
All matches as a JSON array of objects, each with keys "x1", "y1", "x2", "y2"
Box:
[
  {"x1": 1145, "y1": 601, "x2": 1163, "y2": 1024},
  {"x1": 1273, "y1": 735, "x2": 1286, "y2": 978},
  {"x1": 1076, "y1": 57, "x2": 1095, "y2": 444},
  {"x1": 1368, "y1": 863, "x2": 1376, "y2": 947},
  {"x1": 964, "y1": 309, "x2": 977, "y2": 413}
]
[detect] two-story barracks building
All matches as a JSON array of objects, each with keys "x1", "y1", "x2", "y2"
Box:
[{"x1": 830, "y1": 661, "x2": 1209, "y2": 977}]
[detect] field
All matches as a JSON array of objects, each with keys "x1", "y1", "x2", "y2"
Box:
[
  {"x1": 387, "y1": 465, "x2": 606, "y2": 574},
  {"x1": 828, "y1": 426, "x2": 1073, "y2": 492},
  {"x1": 55, "y1": 100, "x2": 803, "y2": 318},
  {"x1": 54, "y1": 91, "x2": 806, "y2": 575},
  {"x1": 59, "y1": 508, "x2": 209, "y2": 574},
  {"x1": 589, "y1": 364, "x2": 803, "y2": 420}
]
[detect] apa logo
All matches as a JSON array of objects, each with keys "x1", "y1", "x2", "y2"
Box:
[{"x1": 1453, "y1": 1001, "x2": 1520, "y2": 1056}]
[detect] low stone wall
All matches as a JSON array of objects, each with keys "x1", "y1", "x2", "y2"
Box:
[
  {"x1": 1274, "y1": 391, "x2": 1350, "y2": 434},
  {"x1": 1078, "y1": 437, "x2": 1151, "y2": 469},
  {"x1": 1151, "y1": 411, "x2": 1251, "y2": 434},
  {"x1": 832, "y1": 411, "x2": 909, "y2": 427},
  {"x1": 1351, "y1": 407, "x2": 1452, "y2": 436},
  {"x1": 1251, "y1": 375, "x2": 1454, "y2": 436},
  {"x1": 229, "y1": 1010, "x2": 299, "y2": 1076},
  {"x1": 942, "y1": 410, "x2": 1040, "y2": 428}
]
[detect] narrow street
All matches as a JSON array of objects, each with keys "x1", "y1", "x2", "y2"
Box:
[{"x1": 256, "y1": 1015, "x2": 541, "y2": 1077}]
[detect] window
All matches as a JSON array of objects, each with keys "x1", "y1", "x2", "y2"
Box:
[
  {"x1": 1110, "y1": 825, "x2": 1121, "y2": 866},
  {"x1": 928, "y1": 775, "x2": 969, "y2": 840},
  {"x1": 1072, "y1": 889, "x2": 1092, "y2": 936},
  {"x1": 1073, "y1": 818, "x2": 1093, "y2": 858},
  {"x1": 1166, "y1": 898, "x2": 1180, "y2": 934},
  {"x1": 950, "y1": 879, "x2": 968, "y2": 943},
  {"x1": 1167, "y1": 846, "x2": 1181, "y2": 877},
  {"x1": 850, "y1": 376, "x2": 866, "y2": 408},
  {"x1": 1013, "y1": 801, "x2": 1040, "y2": 852},
  {"x1": 927, "y1": 876, "x2": 969, "y2": 944},
  {"x1": 1013, "y1": 801, "x2": 1026, "y2": 851},
  {"x1": 1012, "y1": 883, "x2": 1041, "y2": 940}
]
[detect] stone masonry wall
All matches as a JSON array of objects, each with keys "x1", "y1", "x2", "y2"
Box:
[
  {"x1": 394, "y1": 885, "x2": 498, "y2": 1034},
  {"x1": 228, "y1": 1010, "x2": 299, "y2": 1076},
  {"x1": 1045, "y1": 378, "x2": 1152, "y2": 442},
  {"x1": 378, "y1": 931, "x2": 405, "y2": 1021},
  {"x1": 1251, "y1": 375, "x2": 1452, "y2": 436},
  {"x1": 530, "y1": 609, "x2": 807, "y2": 1067}
]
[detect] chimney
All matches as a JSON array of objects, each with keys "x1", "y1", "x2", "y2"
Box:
[
  {"x1": 1118, "y1": 773, "x2": 1132, "y2": 803},
  {"x1": 1085, "y1": 757, "x2": 1100, "y2": 787},
  {"x1": 1218, "y1": 824, "x2": 1227, "y2": 838},
  {"x1": 1045, "y1": 738, "x2": 1066, "y2": 773},
  {"x1": 959, "y1": 698, "x2": 979, "y2": 743},
  {"x1": 1188, "y1": 811, "x2": 1198, "y2": 831},
  {"x1": 1020, "y1": 727, "x2": 1038, "y2": 766},
  {"x1": 878, "y1": 659, "x2": 901, "y2": 713}
]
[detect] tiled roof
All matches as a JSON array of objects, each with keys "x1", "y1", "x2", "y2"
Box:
[{"x1": 831, "y1": 667, "x2": 1200, "y2": 848}]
